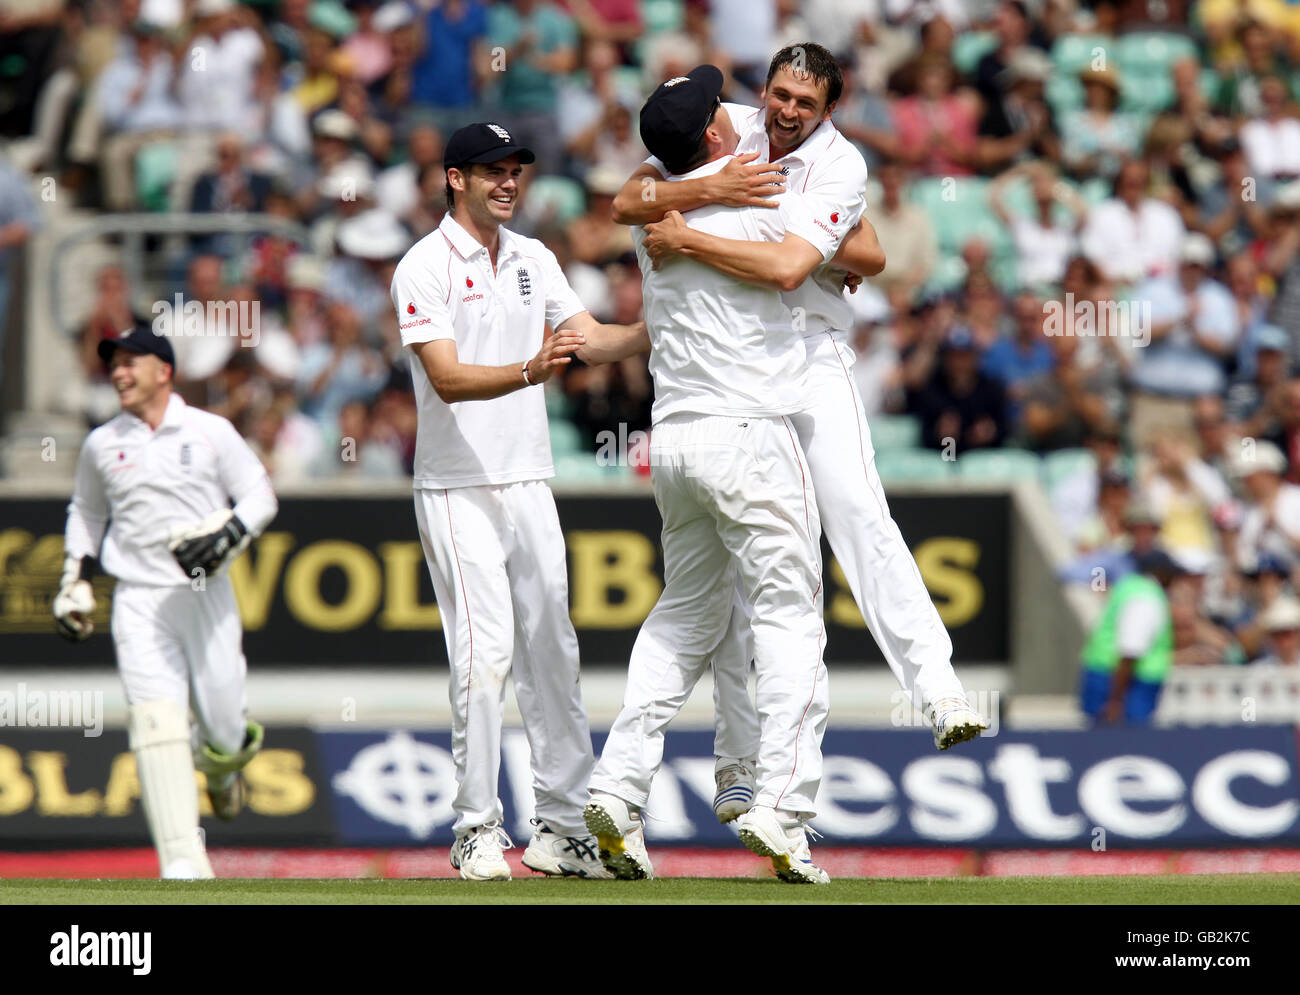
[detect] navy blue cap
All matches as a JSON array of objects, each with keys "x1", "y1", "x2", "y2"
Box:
[
  {"x1": 98, "y1": 322, "x2": 176, "y2": 369},
  {"x1": 640, "y1": 65, "x2": 724, "y2": 174},
  {"x1": 443, "y1": 122, "x2": 535, "y2": 168}
]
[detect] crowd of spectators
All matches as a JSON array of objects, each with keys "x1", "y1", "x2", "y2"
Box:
[{"x1": 8, "y1": 0, "x2": 1300, "y2": 671}]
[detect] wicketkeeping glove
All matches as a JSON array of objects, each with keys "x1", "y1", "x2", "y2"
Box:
[
  {"x1": 53, "y1": 555, "x2": 96, "y2": 641},
  {"x1": 168, "y1": 509, "x2": 251, "y2": 578}
]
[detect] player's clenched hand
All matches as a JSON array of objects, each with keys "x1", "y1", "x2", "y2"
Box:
[
  {"x1": 709, "y1": 153, "x2": 785, "y2": 208},
  {"x1": 843, "y1": 271, "x2": 863, "y2": 294},
  {"x1": 53, "y1": 580, "x2": 96, "y2": 641},
  {"x1": 527, "y1": 330, "x2": 585, "y2": 384},
  {"x1": 643, "y1": 210, "x2": 689, "y2": 267}
]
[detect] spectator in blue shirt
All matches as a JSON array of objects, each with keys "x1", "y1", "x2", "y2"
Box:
[
  {"x1": 484, "y1": 0, "x2": 580, "y2": 174},
  {"x1": 412, "y1": 0, "x2": 489, "y2": 132},
  {"x1": 982, "y1": 291, "x2": 1054, "y2": 424}
]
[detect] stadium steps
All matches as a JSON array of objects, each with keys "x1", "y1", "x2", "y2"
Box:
[{"x1": 0, "y1": 411, "x2": 85, "y2": 482}]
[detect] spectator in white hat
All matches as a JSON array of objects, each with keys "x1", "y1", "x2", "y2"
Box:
[
  {"x1": 1254, "y1": 595, "x2": 1300, "y2": 666},
  {"x1": 1233, "y1": 437, "x2": 1300, "y2": 575},
  {"x1": 325, "y1": 208, "x2": 411, "y2": 330}
]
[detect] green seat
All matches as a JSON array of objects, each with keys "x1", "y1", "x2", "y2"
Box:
[
  {"x1": 548, "y1": 419, "x2": 584, "y2": 456},
  {"x1": 1116, "y1": 32, "x2": 1198, "y2": 76},
  {"x1": 952, "y1": 32, "x2": 998, "y2": 75},
  {"x1": 1051, "y1": 34, "x2": 1114, "y2": 75},
  {"x1": 1078, "y1": 176, "x2": 1112, "y2": 206},
  {"x1": 1120, "y1": 72, "x2": 1175, "y2": 113},
  {"x1": 956, "y1": 448, "x2": 1043, "y2": 482},
  {"x1": 134, "y1": 140, "x2": 179, "y2": 212},
  {"x1": 874, "y1": 448, "x2": 953, "y2": 485},
  {"x1": 1046, "y1": 74, "x2": 1084, "y2": 116},
  {"x1": 1042, "y1": 447, "x2": 1098, "y2": 489},
  {"x1": 642, "y1": 0, "x2": 684, "y2": 34},
  {"x1": 922, "y1": 254, "x2": 968, "y2": 295},
  {"x1": 544, "y1": 386, "x2": 572, "y2": 419},
  {"x1": 869, "y1": 414, "x2": 921, "y2": 452},
  {"x1": 552, "y1": 451, "x2": 609, "y2": 482},
  {"x1": 525, "y1": 175, "x2": 586, "y2": 225},
  {"x1": 990, "y1": 255, "x2": 1023, "y2": 294}
]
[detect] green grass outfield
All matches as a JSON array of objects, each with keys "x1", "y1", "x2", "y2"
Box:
[{"x1": 3, "y1": 874, "x2": 1299, "y2": 905}]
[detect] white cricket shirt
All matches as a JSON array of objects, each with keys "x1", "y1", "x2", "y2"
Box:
[
  {"x1": 391, "y1": 213, "x2": 586, "y2": 489},
  {"x1": 633, "y1": 155, "x2": 810, "y2": 423},
  {"x1": 65, "y1": 393, "x2": 278, "y2": 587},
  {"x1": 647, "y1": 103, "x2": 869, "y2": 340}
]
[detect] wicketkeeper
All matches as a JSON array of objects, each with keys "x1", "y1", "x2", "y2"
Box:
[{"x1": 54, "y1": 323, "x2": 277, "y2": 879}]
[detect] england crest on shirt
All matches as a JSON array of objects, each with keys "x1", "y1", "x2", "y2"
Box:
[{"x1": 517, "y1": 267, "x2": 532, "y2": 304}]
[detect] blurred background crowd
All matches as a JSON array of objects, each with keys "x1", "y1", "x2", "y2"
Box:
[{"x1": 6, "y1": 0, "x2": 1300, "y2": 676}]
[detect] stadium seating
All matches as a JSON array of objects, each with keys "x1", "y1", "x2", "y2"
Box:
[
  {"x1": 956, "y1": 447, "x2": 1043, "y2": 482},
  {"x1": 874, "y1": 447, "x2": 954, "y2": 484},
  {"x1": 1041, "y1": 447, "x2": 1097, "y2": 489},
  {"x1": 952, "y1": 32, "x2": 998, "y2": 75},
  {"x1": 868, "y1": 413, "x2": 922, "y2": 452},
  {"x1": 548, "y1": 418, "x2": 584, "y2": 456}
]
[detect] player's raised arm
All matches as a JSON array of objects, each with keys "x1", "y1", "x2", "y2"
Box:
[{"x1": 611, "y1": 156, "x2": 786, "y2": 226}]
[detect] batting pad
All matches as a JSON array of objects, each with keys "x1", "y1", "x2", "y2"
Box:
[{"x1": 128, "y1": 700, "x2": 214, "y2": 879}]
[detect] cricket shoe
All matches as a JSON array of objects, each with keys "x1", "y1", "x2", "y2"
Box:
[
  {"x1": 450, "y1": 822, "x2": 513, "y2": 881},
  {"x1": 206, "y1": 772, "x2": 244, "y2": 821},
  {"x1": 583, "y1": 793, "x2": 654, "y2": 880},
  {"x1": 713, "y1": 756, "x2": 756, "y2": 823},
  {"x1": 737, "y1": 806, "x2": 830, "y2": 884},
  {"x1": 928, "y1": 696, "x2": 989, "y2": 751},
  {"x1": 522, "y1": 818, "x2": 613, "y2": 879}
]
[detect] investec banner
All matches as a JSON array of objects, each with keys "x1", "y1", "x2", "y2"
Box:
[
  {"x1": 321, "y1": 726, "x2": 1300, "y2": 849},
  {"x1": 0, "y1": 725, "x2": 1295, "y2": 849},
  {"x1": 0, "y1": 493, "x2": 1009, "y2": 666}
]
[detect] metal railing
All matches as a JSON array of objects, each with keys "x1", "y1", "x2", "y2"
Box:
[{"x1": 1157, "y1": 665, "x2": 1300, "y2": 726}]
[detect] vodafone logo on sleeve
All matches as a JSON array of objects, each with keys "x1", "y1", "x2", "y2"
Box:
[
  {"x1": 811, "y1": 210, "x2": 843, "y2": 241},
  {"x1": 407, "y1": 303, "x2": 416, "y2": 314}
]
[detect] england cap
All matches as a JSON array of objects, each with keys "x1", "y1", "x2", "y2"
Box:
[
  {"x1": 98, "y1": 322, "x2": 176, "y2": 369},
  {"x1": 639, "y1": 65, "x2": 724, "y2": 174},
  {"x1": 444, "y1": 122, "x2": 536, "y2": 167}
]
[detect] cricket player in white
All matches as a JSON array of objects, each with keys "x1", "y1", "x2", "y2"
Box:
[
  {"x1": 390, "y1": 122, "x2": 647, "y2": 881},
  {"x1": 614, "y1": 45, "x2": 988, "y2": 823},
  {"x1": 54, "y1": 324, "x2": 275, "y2": 879},
  {"x1": 584, "y1": 66, "x2": 839, "y2": 884}
]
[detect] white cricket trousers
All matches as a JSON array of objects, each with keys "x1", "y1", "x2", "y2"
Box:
[
  {"x1": 414, "y1": 480, "x2": 594, "y2": 837},
  {"x1": 590, "y1": 413, "x2": 829, "y2": 818},
  {"x1": 713, "y1": 331, "x2": 965, "y2": 761},
  {"x1": 111, "y1": 578, "x2": 248, "y2": 755}
]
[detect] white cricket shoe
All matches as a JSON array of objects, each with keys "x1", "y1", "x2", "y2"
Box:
[
  {"x1": 737, "y1": 806, "x2": 830, "y2": 885},
  {"x1": 450, "y1": 822, "x2": 513, "y2": 881},
  {"x1": 521, "y1": 818, "x2": 613, "y2": 879},
  {"x1": 712, "y1": 756, "x2": 757, "y2": 824},
  {"x1": 583, "y1": 793, "x2": 654, "y2": 880},
  {"x1": 928, "y1": 696, "x2": 989, "y2": 751}
]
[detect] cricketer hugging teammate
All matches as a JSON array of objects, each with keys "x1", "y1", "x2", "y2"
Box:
[{"x1": 53, "y1": 41, "x2": 988, "y2": 885}]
